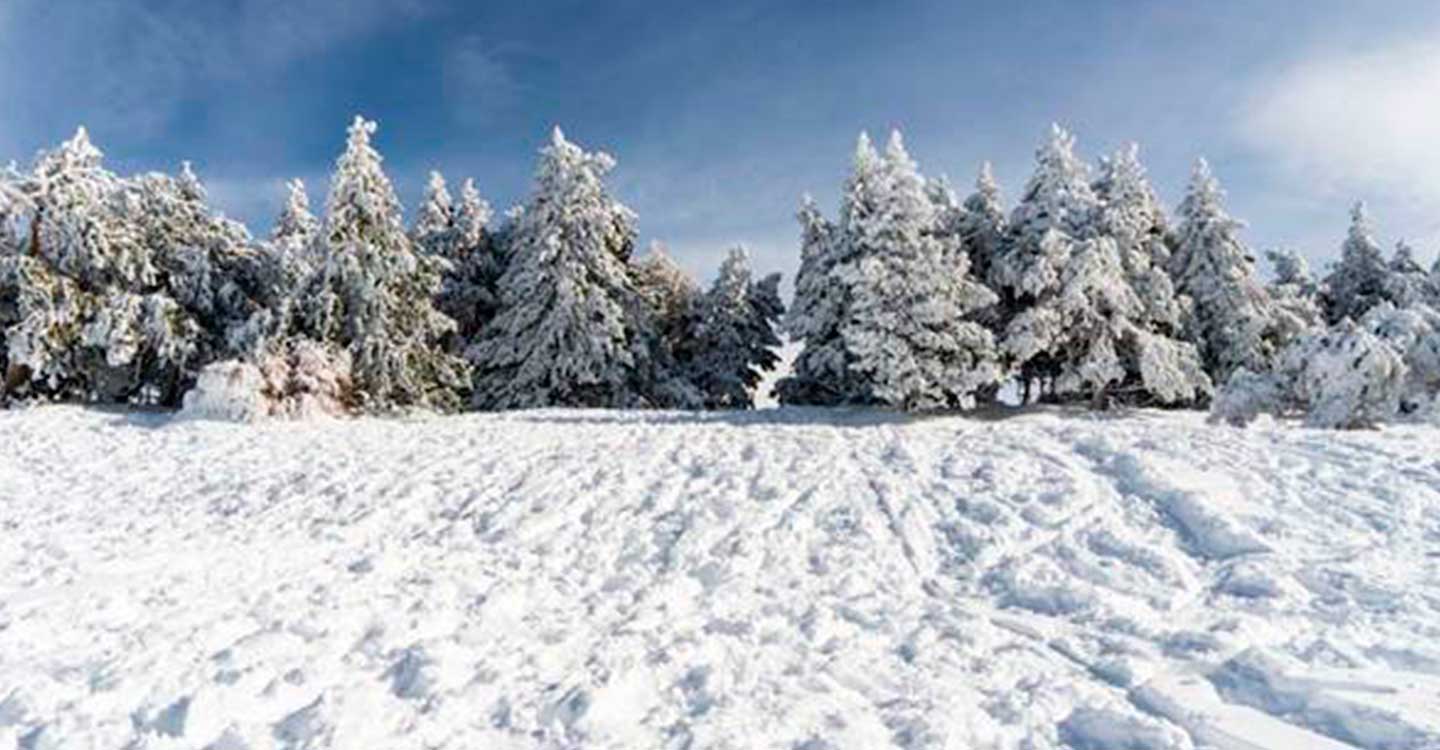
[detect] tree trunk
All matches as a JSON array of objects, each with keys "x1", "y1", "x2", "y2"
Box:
[{"x1": 1091, "y1": 384, "x2": 1109, "y2": 411}]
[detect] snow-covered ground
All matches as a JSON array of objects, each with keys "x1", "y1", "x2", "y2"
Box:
[{"x1": 2, "y1": 406, "x2": 1439, "y2": 750}]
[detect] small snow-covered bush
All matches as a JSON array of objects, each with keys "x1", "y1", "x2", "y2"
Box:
[
  {"x1": 181, "y1": 360, "x2": 270, "y2": 422},
  {"x1": 1208, "y1": 368, "x2": 1291, "y2": 428},
  {"x1": 182, "y1": 339, "x2": 354, "y2": 422},
  {"x1": 1289, "y1": 320, "x2": 1404, "y2": 429},
  {"x1": 1211, "y1": 318, "x2": 1406, "y2": 429},
  {"x1": 1360, "y1": 303, "x2": 1440, "y2": 417}
]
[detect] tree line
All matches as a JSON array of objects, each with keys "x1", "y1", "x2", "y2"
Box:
[{"x1": 0, "y1": 118, "x2": 1436, "y2": 427}]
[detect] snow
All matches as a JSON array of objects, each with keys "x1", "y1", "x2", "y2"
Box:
[{"x1": 1, "y1": 406, "x2": 1438, "y2": 749}]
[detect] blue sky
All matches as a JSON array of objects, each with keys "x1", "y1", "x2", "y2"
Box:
[{"x1": 3, "y1": 1, "x2": 1440, "y2": 283}]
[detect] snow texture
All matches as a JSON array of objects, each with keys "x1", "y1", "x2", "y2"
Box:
[{"x1": 2, "y1": 406, "x2": 1437, "y2": 749}]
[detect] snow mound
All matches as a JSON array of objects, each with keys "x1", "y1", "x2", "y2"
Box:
[
  {"x1": 181, "y1": 342, "x2": 354, "y2": 422},
  {"x1": 1, "y1": 406, "x2": 1437, "y2": 749}
]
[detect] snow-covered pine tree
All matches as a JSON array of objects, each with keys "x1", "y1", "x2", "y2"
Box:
[
  {"x1": 1385, "y1": 240, "x2": 1437, "y2": 310},
  {"x1": 781, "y1": 131, "x2": 1000, "y2": 410},
  {"x1": 989, "y1": 124, "x2": 1100, "y2": 401},
  {"x1": 684, "y1": 246, "x2": 784, "y2": 408},
  {"x1": 990, "y1": 126, "x2": 1206, "y2": 406},
  {"x1": 435, "y1": 177, "x2": 500, "y2": 348},
  {"x1": 776, "y1": 194, "x2": 847, "y2": 405},
  {"x1": 469, "y1": 127, "x2": 696, "y2": 409},
  {"x1": 116, "y1": 162, "x2": 284, "y2": 396},
  {"x1": 1091, "y1": 143, "x2": 1210, "y2": 405},
  {"x1": 1322, "y1": 201, "x2": 1392, "y2": 324},
  {"x1": 274, "y1": 179, "x2": 319, "y2": 246},
  {"x1": 0, "y1": 130, "x2": 282, "y2": 405},
  {"x1": 0, "y1": 166, "x2": 24, "y2": 255},
  {"x1": 633, "y1": 241, "x2": 702, "y2": 364},
  {"x1": 0, "y1": 129, "x2": 139, "y2": 400},
  {"x1": 261, "y1": 178, "x2": 321, "y2": 306},
  {"x1": 293, "y1": 116, "x2": 468, "y2": 413},
  {"x1": 272, "y1": 179, "x2": 320, "y2": 263},
  {"x1": 412, "y1": 170, "x2": 455, "y2": 257},
  {"x1": 838, "y1": 131, "x2": 1000, "y2": 410},
  {"x1": 1265, "y1": 248, "x2": 1325, "y2": 341},
  {"x1": 1093, "y1": 144, "x2": 1185, "y2": 328},
  {"x1": 455, "y1": 179, "x2": 493, "y2": 254},
  {"x1": 1169, "y1": 158, "x2": 1277, "y2": 383},
  {"x1": 957, "y1": 162, "x2": 1007, "y2": 294}
]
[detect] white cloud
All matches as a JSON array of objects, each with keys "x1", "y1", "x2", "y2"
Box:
[
  {"x1": 444, "y1": 36, "x2": 521, "y2": 126},
  {"x1": 1239, "y1": 37, "x2": 1440, "y2": 207}
]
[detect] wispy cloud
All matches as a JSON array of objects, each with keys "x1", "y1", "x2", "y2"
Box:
[
  {"x1": 443, "y1": 36, "x2": 523, "y2": 126},
  {"x1": 1239, "y1": 35, "x2": 1440, "y2": 209},
  {"x1": 0, "y1": 0, "x2": 442, "y2": 146}
]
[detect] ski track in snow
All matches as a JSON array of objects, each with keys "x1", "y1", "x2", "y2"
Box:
[{"x1": 1, "y1": 406, "x2": 1439, "y2": 749}]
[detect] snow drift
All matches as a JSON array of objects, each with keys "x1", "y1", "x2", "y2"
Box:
[{"x1": 0, "y1": 406, "x2": 1437, "y2": 749}]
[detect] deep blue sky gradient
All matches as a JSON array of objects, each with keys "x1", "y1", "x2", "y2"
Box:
[{"x1": 3, "y1": 1, "x2": 1438, "y2": 282}]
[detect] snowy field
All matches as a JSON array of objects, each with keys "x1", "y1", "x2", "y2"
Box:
[{"x1": 2, "y1": 406, "x2": 1439, "y2": 750}]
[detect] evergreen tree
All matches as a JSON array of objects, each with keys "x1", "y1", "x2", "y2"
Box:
[
  {"x1": 990, "y1": 125, "x2": 1100, "y2": 400},
  {"x1": 264, "y1": 178, "x2": 320, "y2": 301},
  {"x1": 1265, "y1": 248, "x2": 1325, "y2": 341},
  {"x1": 273, "y1": 177, "x2": 319, "y2": 247},
  {"x1": 0, "y1": 130, "x2": 279, "y2": 405},
  {"x1": 469, "y1": 127, "x2": 695, "y2": 409},
  {"x1": 990, "y1": 126, "x2": 1206, "y2": 406},
  {"x1": 777, "y1": 194, "x2": 847, "y2": 405},
  {"x1": 633, "y1": 241, "x2": 702, "y2": 363},
  {"x1": 781, "y1": 131, "x2": 1001, "y2": 410},
  {"x1": 1211, "y1": 318, "x2": 1405, "y2": 430},
  {"x1": 1170, "y1": 159, "x2": 1277, "y2": 383},
  {"x1": 293, "y1": 116, "x2": 468, "y2": 412},
  {"x1": 958, "y1": 162, "x2": 1007, "y2": 292},
  {"x1": 1385, "y1": 240, "x2": 1436, "y2": 309},
  {"x1": 1091, "y1": 143, "x2": 1209, "y2": 405},
  {"x1": 1322, "y1": 201, "x2": 1391, "y2": 324},
  {"x1": 436, "y1": 177, "x2": 499, "y2": 348},
  {"x1": 843, "y1": 131, "x2": 1000, "y2": 409},
  {"x1": 412, "y1": 171, "x2": 455, "y2": 257},
  {"x1": 685, "y1": 246, "x2": 784, "y2": 408},
  {"x1": 0, "y1": 170, "x2": 22, "y2": 256}
]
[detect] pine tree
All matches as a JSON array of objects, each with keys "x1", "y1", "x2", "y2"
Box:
[
  {"x1": 1385, "y1": 240, "x2": 1436, "y2": 309},
  {"x1": 273, "y1": 179, "x2": 320, "y2": 256},
  {"x1": 412, "y1": 171, "x2": 455, "y2": 257},
  {"x1": 633, "y1": 241, "x2": 702, "y2": 367},
  {"x1": 264, "y1": 178, "x2": 320, "y2": 297},
  {"x1": 777, "y1": 194, "x2": 847, "y2": 405},
  {"x1": 958, "y1": 162, "x2": 1007, "y2": 293},
  {"x1": 1265, "y1": 248, "x2": 1325, "y2": 341},
  {"x1": 1091, "y1": 143, "x2": 1209, "y2": 405},
  {"x1": 469, "y1": 127, "x2": 695, "y2": 409},
  {"x1": 844, "y1": 132, "x2": 1001, "y2": 409},
  {"x1": 781, "y1": 131, "x2": 1000, "y2": 410},
  {"x1": 293, "y1": 116, "x2": 468, "y2": 412},
  {"x1": 990, "y1": 125, "x2": 1100, "y2": 401},
  {"x1": 1323, "y1": 201, "x2": 1392, "y2": 324},
  {"x1": 1170, "y1": 159, "x2": 1277, "y2": 383},
  {"x1": 436, "y1": 177, "x2": 499, "y2": 348},
  {"x1": 0, "y1": 129, "x2": 143, "y2": 400},
  {"x1": 685, "y1": 246, "x2": 784, "y2": 408},
  {"x1": 0, "y1": 130, "x2": 281, "y2": 405}
]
